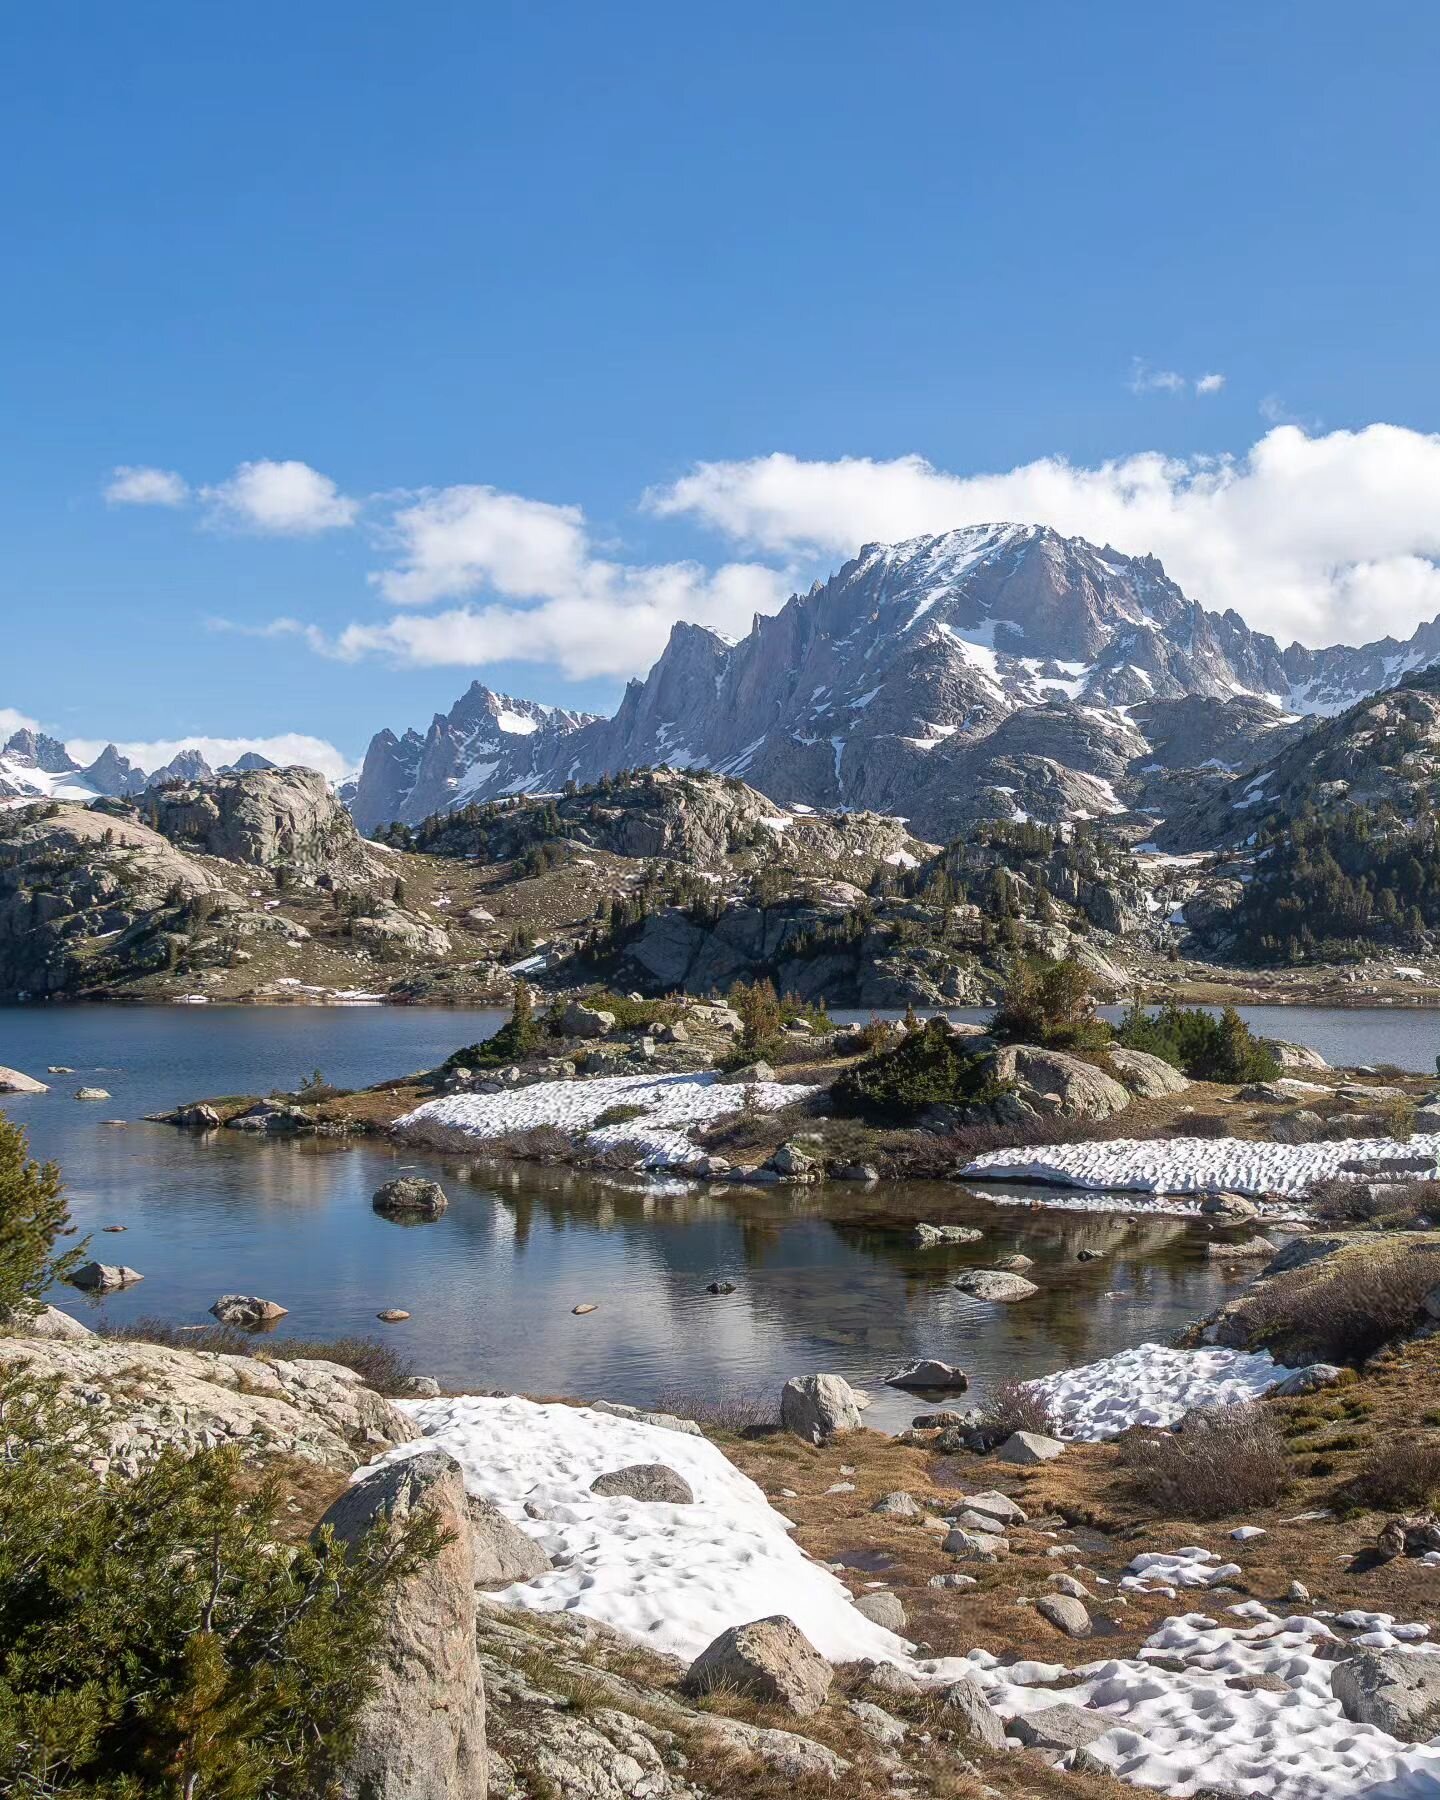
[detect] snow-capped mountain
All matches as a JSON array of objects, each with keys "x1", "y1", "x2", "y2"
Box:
[
  {"x1": 0, "y1": 731, "x2": 276, "y2": 809},
  {"x1": 353, "y1": 522, "x2": 1439, "y2": 840},
  {"x1": 348, "y1": 682, "x2": 602, "y2": 832}
]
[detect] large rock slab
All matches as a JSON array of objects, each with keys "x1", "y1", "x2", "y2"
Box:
[
  {"x1": 780, "y1": 1372, "x2": 863, "y2": 1444},
  {"x1": 937, "y1": 1674, "x2": 1006, "y2": 1749},
  {"x1": 0, "y1": 1065, "x2": 48, "y2": 1093},
  {"x1": 997, "y1": 1430, "x2": 1065, "y2": 1465},
  {"x1": 1332, "y1": 1648, "x2": 1440, "y2": 1742},
  {"x1": 319, "y1": 1451, "x2": 486, "y2": 1798},
  {"x1": 685, "y1": 1615, "x2": 832, "y2": 1716},
  {"x1": 1009, "y1": 1702, "x2": 1113, "y2": 1752},
  {"x1": 0, "y1": 1335, "x2": 417, "y2": 1474},
  {"x1": 884, "y1": 1358, "x2": 968, "y2": 1390}
]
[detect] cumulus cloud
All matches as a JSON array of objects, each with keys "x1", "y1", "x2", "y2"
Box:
[
  {"x1": 105, "y1": 465, "x2": 190, "y2": 506},
  {"x1": 646, "y1": 425, "x2": 1440, "y2": 648},
  {"x1": 1129, "y1": 359, "x2": 1226, "y2": 397},
  {"x1": 332, "y1": 481, "x2": 791, "y2": 675},
  {"x1": 333, "y1": 559, "x2": 788, "y2": 678},
  {"x1": 0, "y1": 706, "x2": 39, "y2": 738},
  {"x1": 200, "y1": 460, "x2": 359, "y2": 535},
  {"x1": 64, "y1": 733, "x2": 356, "y2": 783}
]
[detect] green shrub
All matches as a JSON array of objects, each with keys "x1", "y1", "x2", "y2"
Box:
[
  {"x1": 727, "y1": 977, "x2": 783, "y2": 1054},
  {"x1": 582, "y1": 990, "x2": 681, "y2": 1031},
  {"x1": 0, "y1": 1115, "x2": 83, "y2": 1327},
  {"x1": 0, "y1": 1374, "x2": 442, "y2": 1797},
  {"x1": 832, "y1": 1018, "x2": 1000, "y2": 1123},
  {"x1": 1115, "y1": 999, "x2": 1280, "y2": 1083},
  {"x1": 591, "y1": 1104, "x2": 649, "y2": 1129},
  {"x1": 987, "y1": 956, "x2": 1110, "y2": 1051},
  {"x1": 446, "y1": 977, "x2": 542, "y2": 1069}
]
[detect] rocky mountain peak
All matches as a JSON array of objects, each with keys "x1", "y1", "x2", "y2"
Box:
[{"x1": 3, "y1": 728, "x2": 79, "y2": 774}]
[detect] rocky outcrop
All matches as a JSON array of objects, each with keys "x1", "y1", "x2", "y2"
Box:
[
  {"x1": 0, "y1": 1065, "x2": 48, "y2": 1093},
  {"x1": 145, "y1": 765, "x2": 381, "y2": 878},
  {"x1": 1107, "y1": 1046, "x2": 1191, "y2": 1098},
  {"x1": 980, "y1": 1044, "x2": 1132, "y2": 1122},
  {"x1": 319, "y1": 1451, "x2": 486, "y2": 1798},
  {"x1": 373, "y1": 1177, "x2": 449, "y2": 1220},
  {"x1": 0, "y1": 1335, "x2": 418, "y2": 1474}
]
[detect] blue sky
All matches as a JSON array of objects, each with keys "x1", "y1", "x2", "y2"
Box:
[{"x1": 5, "y1": 2, "x2": 1440, "y2": 773}]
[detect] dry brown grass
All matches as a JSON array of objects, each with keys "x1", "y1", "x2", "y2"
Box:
[
  {"x1": 1116, "y1": 1405, "x2": 1293, "y2": 1518},
  {"x1": 1338, "y1": 1434, "x2": 1440, "y2": 1512},
  {"x1": 1229, "y1": 1236, "x2": 1440, "y2": 1365}
]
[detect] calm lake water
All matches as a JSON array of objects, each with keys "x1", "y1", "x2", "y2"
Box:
[{"x1": 0, "y1": 1000, "x2": 1422, "y2": 1430}]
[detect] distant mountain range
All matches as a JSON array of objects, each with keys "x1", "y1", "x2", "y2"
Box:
[
  {"x1": 350, "y1": 523, "x2": 1440, "y2": 842},
  {"x1": 19, "y1": 522, "x2": 1440, "y2": 844},
  {"x1": 0, "y1": 730, "x2": 274, "y2": 808}
]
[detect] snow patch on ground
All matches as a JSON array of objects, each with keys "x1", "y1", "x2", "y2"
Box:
[
  {"x1": 1032, "y1": 1343, "x2": 1286, "y2": 1440},
  {"x1": 367, "y1": 1395, "x2": 909, "y2": 1665},
  {"x1": 394, "y1": 1070, "x2": 819, "y2": 1169},
  {"x1": 966, "y1": 1605, "x2": 1440, "y2": 1800},
  {"x1": 962, "y1": 1133, "x2": 1440, "y2": 1198}
]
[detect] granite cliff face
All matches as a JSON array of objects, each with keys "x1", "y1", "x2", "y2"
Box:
[{"x1": 351, "y1": 524, "x2": 1440, "y2": 841}]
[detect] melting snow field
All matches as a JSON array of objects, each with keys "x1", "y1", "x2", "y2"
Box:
[
  {"x1": 367, "y1": 1394, "x2": 910, "y2": 1665},
  {"x1": 970, "y1": 1607, "x2": 1440, "y2": 1800},
  {"x1": 1032, "y1": 1343, "x2": 1286, "y2": 1440},
  {"x1": 394, "y1": 1071, "x2": 820, "y2": 1170},
  {"x1": 962, "y1": 1132, "x2": 1440, "y2": 1198},
  {"x1": 368, "y1": 1393, "x2": 1440, "y2": 1799}
]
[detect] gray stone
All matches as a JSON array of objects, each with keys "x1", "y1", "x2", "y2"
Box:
[
  {"x1": 1047, "y1": 1573, "x2": 1090, "y2": 1599},
  {"x1": 770, "y1": 1141, "x2": 818, "y2": 1179},
  {"x1": 562, "y1": 999, "x2": 617, "y2": 1038},
  {"x1": 588, "y1": 1400, "x2": 704, "y2": 1436},
  {"x1": 834, "y1": 1163, "x2": 879, "y2": 1182},
  {"x1": 1206, "y1": 1235, "x2": 1279, "y2": 1259},
  {"x1": 936, "y1": 1674, "x2": 1007, "y2": 1750},
  {"x1": 960, "y1": 1489, "x2": 1028, "y2": 1526},
  {"x1": 209, "y1": 1293, "x2": 288, "y2": 1326},
  {"x1": 1264, "y1": 1039, "x2": 1329, "y2": 1071},
  {"x1": 174, "y1": 1102, "x2": 222, "y2": 1130},
  {"x1": 992, "y1": 1253, "x2": 1035, "y2": 1272},
  {"x1": 871, "y1": 1490, "x2": 923, "y2": 1520},
  {"x1": 1199, "y1": 1192, "x2": 1259, "y2": 1218},
  {"x1": 590, "y1": 1462, "x2": 694, "y2": 1504},
  {"x1": 912, "y1": 1222, "x2": 983, "y2": 1247},
  {"x1": 928, "y1": 1572, "x2": 978, "y2": 1589},
  {"x1": 943, "y1": 1527, "x2": 1009, "y2": 1561},
  {"x1": 884, "y1": 1358, "x2": 968, "y2": 1391},
  {"x1": 845, "y1": 1699, "x2": 907, "y2": 1746},
  {"x1": 74, "y1": 1087, "x2": 110, "y2": 1101},
  {"x1": 405, "y1": 1376, "x2": 442, "y2": 1398},
  {"x1": 1036, "y1": 1593, "x2": 1092, "y2": 1638},
  {"x1": 1107, "y1": 1046, "x2": 1190, "y2": 1098},
  {"x1": 780, "y1": 1372, "x2": 863, "y2": 1444},
  {"x1": 467, "y1": 1493, "x2": 552, "y2": 1587},
  {"x1": 717, "y1": 1059, "x2": 776, "y2": 1084},
  {"x1": 372, "y1": 1177, "x2": 449, "y2": 1220},
  {"x1": 997, "y1": 1430, "x2": 1065, "y2": 1465},
  {"x1": 953, "y1": 1268, "x2": 1039, "y2": 1302},
  {"x1": 1270, "y1": 1109, "x2": 1324, "y2": 1144},
  {"x1": 853, "y1": 1590, "x2": 907, "y2": 1632},
  {"x1": 317, "y1": 1451, "x2": 486, "y2": 1799},
  {"x1": 1008, "y1": 1702, "x2": 1113, "y2": 1753},
  {"x1": 1332, "y1": 1648, "x2": 1440, "y2": 1742},
  {"x1": 980, "y1": 1043, "x2": 1132, "y2": 1121},
  {"x1": 685, "y1": 1615, "x2": 832, "y2": 1716},
  {"x1": 1269, "y1": 1362, "x2": 1346, "y2": 1396},
  {"x1": 66, "y1": 1261, "x2": 142, "y2": 1291}
]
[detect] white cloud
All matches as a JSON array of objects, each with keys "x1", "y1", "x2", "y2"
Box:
[
  {"x1": 64, "y1": 733, "x2": 357, "y2": 784},
  {"x1": 329, "y1": 481, "x2": 790, "y2": 675},
  {"x1": 647, "y1": 425, "x2": 1440, "y2": 649},
  {"x1": 200, "y1": 460, "x2": 358, "y2": 535},
  {"x1": 333, "y1": 560, "x2": 787, "y2": 678},
  {"x1": 1129, "y1": 359, "x2": 1226, "y2": 397},
  {"x1": 0, "y1": 706, "x2": 39, "y2": 738},
  {"x1": 105, "y1": 465, "x2": 190, "y2": 506}
]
